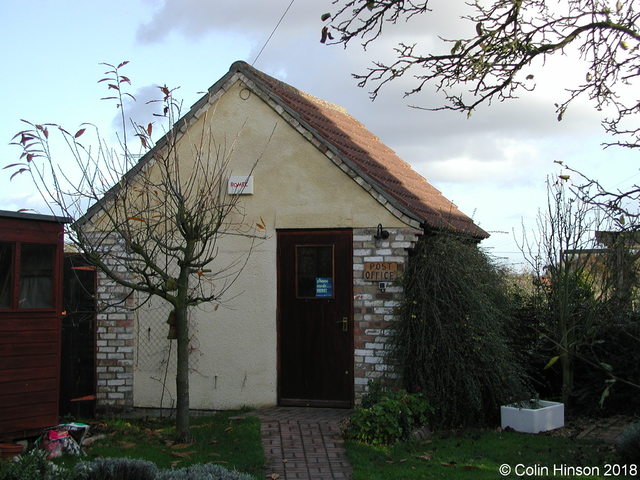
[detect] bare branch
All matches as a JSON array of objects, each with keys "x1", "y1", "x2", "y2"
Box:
[
  {"x1": 328, "y1": 0, "x2": 640, "y2": 146},
  {"x1": 6, "y1": 62, "x2": 273, "y2": 442}
]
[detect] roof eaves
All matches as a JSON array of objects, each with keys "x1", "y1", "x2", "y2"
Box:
[{"x1": 0, "y1": 209, "x2": 71, "y2": 224}]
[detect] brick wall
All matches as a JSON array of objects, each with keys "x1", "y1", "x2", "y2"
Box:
[
  {"x1": 352, "y1": 227, "x2": 420, "y2": 403},
  {"x1": 90, "y1": 233, "x2": 136, "y2": 412},
  {"x1": 92, "y1": 226, "x2": 420, "y2": 410}
]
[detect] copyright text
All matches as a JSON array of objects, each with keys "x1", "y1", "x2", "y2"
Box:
[{"x1": 499, "y1": 463, "x2": 637, "y2": 477}]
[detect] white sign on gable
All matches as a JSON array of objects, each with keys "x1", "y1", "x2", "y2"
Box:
[{"x1": 228, "y1": 176, "x2": 254, "y2": 195}]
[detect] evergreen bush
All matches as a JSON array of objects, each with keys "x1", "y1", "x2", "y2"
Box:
[
  {"x1": 572, "y1": 308, "x2": 640, "y2": 415},
  {"x1": 155, "y1": 463, "x2": 254, "y2": 480},
  {"x1": 513, "y1": 292, "x2": 640, "y2": 415},
  {"x1": 74, "y1": 458, "x2": 157, "y2": 480},
  {"x1": 0, "y1": 449, "x2": 75, "y2": 480},
  {"x1": 74, "y1": 457, "x2": 254, "y2": 480},
  {"x1": 393, "y1": 234, "x2": 528, "y2": 428},
  {"x1": 359, "y1": 379, "x2": 388, "y2": 409},
  {"x1": 345, "y1": 388, "x2": 432, "y2": 445}
]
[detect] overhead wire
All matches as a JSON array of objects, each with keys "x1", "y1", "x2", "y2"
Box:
[{"x1": 252, "y1": 0, "x2": 296, "y2": 66}]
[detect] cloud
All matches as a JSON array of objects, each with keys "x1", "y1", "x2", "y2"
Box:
[
  {"x1": 2, "y1": 189, "x2": 51, "y2": 216},
  {"x1": 129, "y1": 0, "x2": 633, "y2": 268},
  {"x1": 137, "y1": 0, "x2": 319, "y2": 44},
  {"x1": 132, "y1": 0, "x2": 608, "y2": 194}
]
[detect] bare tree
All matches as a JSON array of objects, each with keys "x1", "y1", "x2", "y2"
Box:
[
  {"x1": 325, "y1": 0, "x2": 640, "y2": 147},
  {"x1": 568, "y1": 167, "x2": 640, "y2": 306},
  {"x1": 519, "y1": 175, "x2": 603, "y2": 404},
  {"x1": 519, "y1": 175, "x2": 640, "y2": 406},
  {"x1": 8, "y1": 62, "x2": 270, "y2": 441}
]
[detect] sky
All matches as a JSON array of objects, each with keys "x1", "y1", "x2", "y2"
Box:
[{"x1": 1, "y1": 0, "x2": 638, "y2": 269}]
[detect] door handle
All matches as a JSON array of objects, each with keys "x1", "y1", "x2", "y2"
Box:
[{"x1": 336, "y1": 317, "x2": 348, "y2": 332}]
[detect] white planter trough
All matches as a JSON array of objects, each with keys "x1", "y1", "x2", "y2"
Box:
[{"x1": 501, "y1": 400, "x2": 564, "y2": 434}]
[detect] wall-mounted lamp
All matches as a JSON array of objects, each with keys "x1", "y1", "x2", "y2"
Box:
[{"x1": 374, "y1": 223, "x2": 389, "y2": 240}]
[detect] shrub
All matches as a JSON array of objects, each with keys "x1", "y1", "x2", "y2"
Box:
[
  {"x1": 155, "y1": 464, "x2": 254, "y2": 480},
  {"x1": 514, "y1": 296, "x2": 640, "y2": 415},
  {"x1": 394, "y1": 234, "x2": 528, "y2": 428},
  {"x1": 359, "y1": 379, "x2": 388, "y2": 409},
  {"x1": 345, "y1": 388, "x2": 432, "y2": 445},
  {"x1": 74, "y1": 458, "x2": 254, "y2": 480},
  {"x1": 617, "y1": 422, "x2": 640, "y2": 467},
  {"x1": 572, "y1": 308, "x2": 640, "y2": 415},
  {"x1": 0, "y1": 449, "x2": 75, "y2": 480},
  {"x1": 75, "y1": 458, "x2": 157, "y2": 480}
]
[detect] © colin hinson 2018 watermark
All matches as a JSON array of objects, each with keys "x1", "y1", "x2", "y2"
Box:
[{"x1": 499, "y1": 463, "x2": 638, "y2": 477}]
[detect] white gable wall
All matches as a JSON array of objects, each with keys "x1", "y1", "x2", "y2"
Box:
[{"x1": 97, "y1": 79, "x2": 416, "y2": 411}]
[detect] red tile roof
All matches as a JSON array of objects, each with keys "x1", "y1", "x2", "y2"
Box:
[
  {"x1": 234, "y1": 62, "x2": 488, "y2": 239},
  {"x1": 83, "y1": 61, "x2": 488, "y2": 239}
]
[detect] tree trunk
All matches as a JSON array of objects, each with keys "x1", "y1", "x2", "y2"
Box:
[
  {"x1": 561, "y1": 352, "x2": 573, "y2": 406},
  {"x1": 175, "y1": 303, "x2": 191, "y2": 442},
  {"x1": 557, "y1": 274, "x2": 573, "y2": 407},
  {"x1": 559, "y1": 318, "x2": 572, "y2": 405},
  {"x1": 174, "y1": 237, "x2": 197, "y2": 442}
]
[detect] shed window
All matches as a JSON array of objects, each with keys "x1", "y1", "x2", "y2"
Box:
[
  {"x1": 0, "y1": 243, "x2": 12, "y2": 308},
  {"x1": 0, "y1": 242, "x2": 56, "y2": 310},
  {"x1": 19, "y1": 244, "x2": 55, "y2": 308}
]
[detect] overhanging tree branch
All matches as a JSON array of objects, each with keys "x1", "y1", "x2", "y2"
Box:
[{"x1": 326, "y1": 0, "x2": 640, "y2": 145}]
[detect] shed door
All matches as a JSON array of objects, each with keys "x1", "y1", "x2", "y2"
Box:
[{"x1": 277, "y1": 229, "x2": 353, "y2": 407}]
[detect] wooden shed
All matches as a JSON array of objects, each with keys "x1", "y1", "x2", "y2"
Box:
[{"x1": 0, "y1": 210, "x2": 69, "y2": 440}]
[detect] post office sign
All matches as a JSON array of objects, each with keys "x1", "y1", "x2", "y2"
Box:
[{"x1": 363, "y1": 262, "x2": 399, "y2": 281}]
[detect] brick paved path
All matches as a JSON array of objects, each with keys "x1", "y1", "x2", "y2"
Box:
[{"x1": 255, "y1": 407, "x2": 353, "y2": 480}]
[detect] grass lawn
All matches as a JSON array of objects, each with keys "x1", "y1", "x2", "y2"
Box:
[
  {"x1": 55, "y1": 412, "x2": 264, "y2": 478},
  {"x1": 346, "y1": 429, "x2": 626, "y2": 479}
]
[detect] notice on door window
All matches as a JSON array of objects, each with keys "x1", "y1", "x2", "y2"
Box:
[{"x1": 315, "y1": 277, "x2": 333, "y2": 297}]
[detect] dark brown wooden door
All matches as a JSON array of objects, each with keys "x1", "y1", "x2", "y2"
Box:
[{"x1": 277, "y1": 229, "x2": 353, "y2": 407}]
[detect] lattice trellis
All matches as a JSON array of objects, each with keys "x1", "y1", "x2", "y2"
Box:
[{"x1": 134, "y1": 295, "x2": 203, "y2": 380}]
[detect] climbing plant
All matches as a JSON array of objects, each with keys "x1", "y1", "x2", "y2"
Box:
[{"x1": 393, "y1": 233, "x2": 528, "y2": 428}]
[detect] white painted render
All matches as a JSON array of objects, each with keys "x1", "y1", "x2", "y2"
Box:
[{"x1": 132, "y1": 78, "x2": 412, "y2": 410}]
